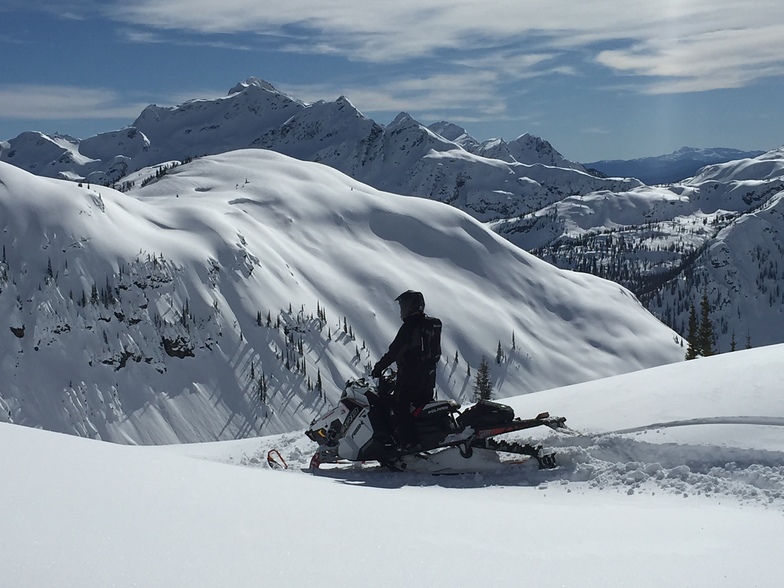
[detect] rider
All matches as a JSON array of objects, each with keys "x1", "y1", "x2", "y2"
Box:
[{"x1": 371, "y1": 290, "x2": 441, "y2": 450}]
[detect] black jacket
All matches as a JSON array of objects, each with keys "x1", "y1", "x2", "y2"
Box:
[{"x1": 373, "y1": 313, "x2": 439, "y2": 406}]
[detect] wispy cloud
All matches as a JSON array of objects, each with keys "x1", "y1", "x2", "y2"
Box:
[
  {"x1": 597, "y1": 23, "x2": 784, "y2": 94},
  {"x1": 0, "y1": 84, "x2": 148, "y2": 120},
  {"x1": 118, "y1": 28, "x2": 254, "y2": 51},
  {"x1": 105, "y1": 0, "x2": 784, "y2": 94},
  {"x1": 281, "y1": 70, "x2": 510, "y2": 120}
]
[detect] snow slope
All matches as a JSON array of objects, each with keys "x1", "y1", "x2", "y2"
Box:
[
  {"x1": 0, "y1": 150, "x2": 682, "y2": 445},
  {"x1": 496, "y1": 148, "x2": 784, "y2": 349},
  {"x1": 2, "y1": 344, "x2": 782, "y2": 588}
]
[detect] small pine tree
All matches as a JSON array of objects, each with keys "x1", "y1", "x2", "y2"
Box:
[
  {"x1": 698, "y1": 291, "x2": 715, "y2": 356},
  {"x1": 473, "y1": 356, "x2": 493, "y2": 401},
  {"x1": 685, "y1": 303, "x2": 699, "y2": 360},
  {"x1": 496, "y1": 340, "x2": 503, "y2": 364}
]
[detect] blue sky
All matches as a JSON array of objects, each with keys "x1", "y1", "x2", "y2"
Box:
[{"x1": 2, "y1": 0, "x2": 783, "y2": 162}]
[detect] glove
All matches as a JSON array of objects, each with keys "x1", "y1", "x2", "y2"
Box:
[{"x1": 371, "y1": 364, "x2": 383, "y2": 378}]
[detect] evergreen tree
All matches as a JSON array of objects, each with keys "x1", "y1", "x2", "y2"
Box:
[
  {"x1": 473, "y1": 356, "x2": 493, "y2": 401},
  {"x1": 685, "y1": 303, "x2": 699, "y2": 360},
  {"x1": 496, "y1": 340, "x2": 503, "y2": 364},
  {"x1": 698, "y1": 291, "x2": 715, "y2": 356}
]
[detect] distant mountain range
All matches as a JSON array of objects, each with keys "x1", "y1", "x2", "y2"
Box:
[
  {"x1": 2, "y1": 77, "x2": 784, "y2": 356},
  {"x1": 0, "y1": 77, "x2": 637, "y2": 222},
  {"x1": 584, "y1": 147, "x2": 767, "y2": 185}
]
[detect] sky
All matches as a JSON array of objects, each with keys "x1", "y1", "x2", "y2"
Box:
[{"x1": 1, "y1": 0, "x2": 784, "y2": 162}]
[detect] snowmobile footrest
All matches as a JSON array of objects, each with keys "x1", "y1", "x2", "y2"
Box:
[
  {"x1": 477, "y1": 438, "x2": 558, "y2": 469},
  {"x1": 536, "y1": 453, "x2": 558, "y2": 470}
]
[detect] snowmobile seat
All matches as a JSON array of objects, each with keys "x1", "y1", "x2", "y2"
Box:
[{"x1": 412, "y1": 400, "x2": 460, "y2": 442}]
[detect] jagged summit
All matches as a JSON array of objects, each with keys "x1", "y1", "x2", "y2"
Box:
[
  {"x1": 427, "y1": 121, "x2": 481, "y2": 152},
  {"x1": 389, "y1": 111, "x2": 415, "y2": 126},
  {"x1": 228, "y1": 77, "x2": 280, "y2": 95}
]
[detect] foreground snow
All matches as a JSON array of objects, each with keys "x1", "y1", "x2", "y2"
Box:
[{"x1": 3, "y1": 345, "x2": 783, "y2": 587}]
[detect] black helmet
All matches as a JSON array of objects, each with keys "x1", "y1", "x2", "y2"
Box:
[{"x1": 395, "y1": 290, "x2": 425, "y2": 320}]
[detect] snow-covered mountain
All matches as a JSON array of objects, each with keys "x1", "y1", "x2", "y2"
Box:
[
  {"x1": 584, "y1": 146, "x2": 767, "y2": 185},
  {"x1": 0, "y1": 78, "x2": 638, "y2": 223},
  {"x1": 4, "y1": 77, "x2": 783, "y2": 354},
  {"x1": 428, "y1": 121, "x2": 586, "y2": 171},
  {"x1": 0, "y1": 150, "x2": 683, "y2": 445},
  {"x1": 494, "y1": 148, "x2": 784, "y2": 351},
  {"x1": 3, "y1": 343, "x2": 783, "y2": 587}
]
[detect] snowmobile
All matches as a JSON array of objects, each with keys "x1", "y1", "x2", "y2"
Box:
[{"x1": 305, "y1": 374, "x2": 568, "y2": 473}]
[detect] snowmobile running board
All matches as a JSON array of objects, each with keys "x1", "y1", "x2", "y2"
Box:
[{"x1": 472, "y1": 412, "x2": 568, "y2": 441}]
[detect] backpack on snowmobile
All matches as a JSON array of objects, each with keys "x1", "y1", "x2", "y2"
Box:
[
  {"x1": 457, "y1": 400, "x2": 514, "y2": 429},
  {"x1": 419, "y1": 315, "x2": 442, "y2": 364}
]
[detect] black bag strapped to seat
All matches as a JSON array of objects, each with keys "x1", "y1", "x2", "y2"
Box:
[
  {"x1": 419, "y1": 315, "x2": 442, "y2": 363},
  {"x1": 457, "y1": 400, "x2": 514, "y2": 429}
]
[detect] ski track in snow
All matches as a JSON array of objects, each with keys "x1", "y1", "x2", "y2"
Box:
[
  {"x1": 202, "y1": 420, "x2": 784, "y2": 511},
  {"x1": 611, "y1": 416, "x2": 784, "y2": 434}
]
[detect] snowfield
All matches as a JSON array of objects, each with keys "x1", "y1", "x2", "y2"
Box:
[{"x1": 3, "y1": 344, "x2": 783, "y2": 588}]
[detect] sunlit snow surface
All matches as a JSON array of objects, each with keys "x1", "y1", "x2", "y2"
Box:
[{"x1": 3, "y1": 344, "x2": 783, "y2": 588}]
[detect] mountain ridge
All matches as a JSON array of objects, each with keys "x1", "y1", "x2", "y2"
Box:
[{"x1": 584, "y1": 146, "x2": 767, "y2": 185}]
